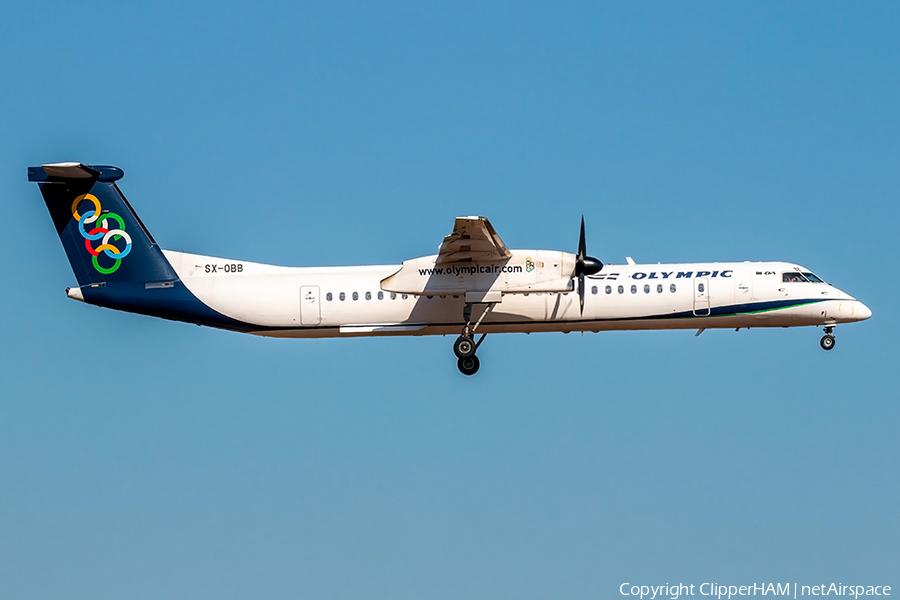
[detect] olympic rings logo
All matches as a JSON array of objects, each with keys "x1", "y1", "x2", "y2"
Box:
[
  {"x1": 525, "y1": 257, "x2": 535, "y2": 272},
  {"x1": 71, "y1": 194, "x2": 133, "y2": 275}
]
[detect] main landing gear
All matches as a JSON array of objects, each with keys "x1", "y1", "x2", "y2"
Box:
[
  {"x1": 455, "y1": 332, "x2": 487, "y2": 375},
  {"x1": 455, "y1": 302, "x2": 492, "y2": 376},
  {"x1": 820, "y1": 326, "x2": 836, "y2": 351}
]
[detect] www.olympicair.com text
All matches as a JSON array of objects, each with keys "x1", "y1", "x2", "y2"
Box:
[{"x1": 620, "y1": 583, "x2": 891, "y2": 600}]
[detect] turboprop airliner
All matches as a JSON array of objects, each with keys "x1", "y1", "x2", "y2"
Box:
[{"x1": 30, "y1": 162, "x2": 872, "y2": 375}]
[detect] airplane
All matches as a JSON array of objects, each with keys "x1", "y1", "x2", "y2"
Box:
[{"x1": 29, "y1": 162, "x2": 872, "y2": 376}]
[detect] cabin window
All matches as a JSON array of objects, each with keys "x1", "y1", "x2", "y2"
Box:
[
  {"x1": 326, "y1": 292, "x2": 333, "y2": 301},
  {"x1": 591, "y1": 286, "x2": 598, "y2": 295},
  {"x1": 378, "y1": 291, "x2": 384, "y2": 300},
  {"x1": 698, "y1": 283, "x2": 705, "y2": 293},
  {"x1": 643, "y1": 284, "x2": 650, "y2": 294},
  {"x1": 339, "y1": 292, "x2": 346, "y2": 301},
  {"x1": 352, "y1": 292, "x2": 359, "y2": 301},
  {"x1": 802, "y1": 272, "x2": 825, "y2": 283},
  {"x1": 782, "y1": 272, "x2": 807, "y2": 283},
  {"x1": 631, "y1": 285, "x2": 637, "y2": 294},
  {"x1": 402, "y1": 294, "x2": 408, "y2": 299},
  {"x1": 605, "y1": 286, "x2": 612, "y2": 295},
  {"x1": 670, "y1": 284, "x2": 676, "y2": 293},
  {"x1": 365, "y1": 291, "x2": 372, "y2": 300},
  {"x1": 657, "y1": 284, "x2": 663, "y2": 293},
  {"x1": 618, "y1": 285, "x2": 624, "y2": 294},
  {"x1": 391, "y1": 293, "x2": 397, "y2": 300}
]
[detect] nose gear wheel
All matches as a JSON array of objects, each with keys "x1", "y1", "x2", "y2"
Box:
[{"x1": 820, "y1": 326, "x2": 836, "y2": 351}]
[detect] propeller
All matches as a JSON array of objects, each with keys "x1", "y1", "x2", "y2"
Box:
[{"x1": 574, "y1": 216, "x2": 603, "y2": 315}]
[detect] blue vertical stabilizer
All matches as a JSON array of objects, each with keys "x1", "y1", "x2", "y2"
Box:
[{"x1": 29, "y1": 163, "x2": 177, "y2": 286}]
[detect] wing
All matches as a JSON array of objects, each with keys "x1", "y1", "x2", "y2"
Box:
[{"x1": 436, "y1": 216, "x2": 512, "y2": 264}]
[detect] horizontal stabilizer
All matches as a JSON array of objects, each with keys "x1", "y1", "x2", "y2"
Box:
[{"x1": 28, "y1": 162, "x2": 123, "y2": 182}]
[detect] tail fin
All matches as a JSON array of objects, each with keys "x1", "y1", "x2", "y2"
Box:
[{"x1": 29, "y1": 163, "x2": 177, "y2": 286}]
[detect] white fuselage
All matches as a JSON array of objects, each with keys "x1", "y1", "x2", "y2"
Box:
[{"x1": 162, "y1": 250, "x2": 871, "y2": 338}]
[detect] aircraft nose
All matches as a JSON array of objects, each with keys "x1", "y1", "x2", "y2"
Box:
[{"x1": 854, "y1": 301, "x2": 872, "y2": 321}]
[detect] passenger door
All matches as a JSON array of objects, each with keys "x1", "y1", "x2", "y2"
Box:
[
  {"x1": 300, "y1": 285, "x2": 321, "y2": 325},
  {"x1": 693, "y1": 277, "x2": 710, "y2": 316}
]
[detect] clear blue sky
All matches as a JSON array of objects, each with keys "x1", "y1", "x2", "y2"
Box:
[{"x1": 1, "y1": 2, "x2": 897, "y2": 598}]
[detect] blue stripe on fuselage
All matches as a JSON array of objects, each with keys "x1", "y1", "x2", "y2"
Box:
[
  {"x1": 80, "y1": 280, "x2": 254, "y2": 332},
  {"x1": 634, "y1": 298, "x2": 829, "y2": 321}
]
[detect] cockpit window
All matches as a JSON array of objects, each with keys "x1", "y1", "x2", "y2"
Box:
[
  {"x1": 782, "y1": 272, "x2": 808, "y2": 283},
  {"x1": 802, "y1": 272, "x2": 825, "y2": 283}
]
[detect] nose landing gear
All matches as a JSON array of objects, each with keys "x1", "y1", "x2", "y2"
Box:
[{"x1": 820, "y1": 326, "x2": 836, "y2": 351}]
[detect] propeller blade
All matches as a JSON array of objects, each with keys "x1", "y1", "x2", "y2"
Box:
[
  {"x1": 578, "y1": 273, "x2": 585, "y2": 315},
  {"x1": 573, "y1": 216, "x2": 602, "y2": 316},
  {"x1": 576, "y1": 216, "x2": 586, "y2": 275}
]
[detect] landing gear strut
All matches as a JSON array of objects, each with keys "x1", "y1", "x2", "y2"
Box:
[
  {"x1": 455, "y1": 302, "x2": 491, "y2": 375},
  {"x1": 820, "y1": 326, "x2": 836, "y2": 351}
]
